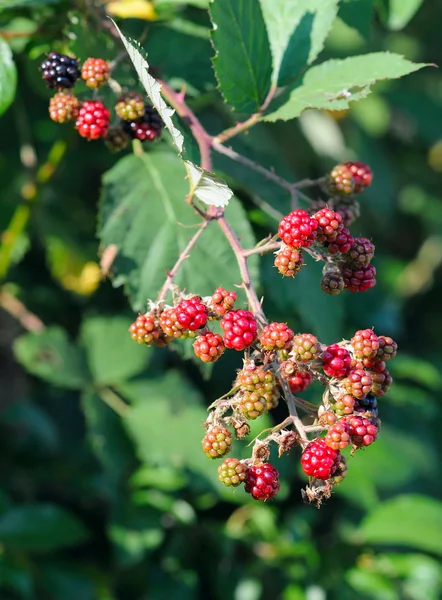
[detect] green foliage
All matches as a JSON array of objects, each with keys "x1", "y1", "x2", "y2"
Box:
[
  {"x1": 210, "y1": 0, "x2": 273, "y2": 114},
  {"x1": 0, "y1": 37, "x2": 17, "y2": 117}
]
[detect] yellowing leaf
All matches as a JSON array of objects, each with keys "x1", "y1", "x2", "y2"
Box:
[{"x1": 106, "y1": 0, "x2": 156, "y2": 20}]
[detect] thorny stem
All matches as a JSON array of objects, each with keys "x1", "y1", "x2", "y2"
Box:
[{"x1": 242, "y1": 241, "x2": 281, "y2": 257}]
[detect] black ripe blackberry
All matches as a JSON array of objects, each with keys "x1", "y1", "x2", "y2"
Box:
[
  {"x1": 122, "y1": 104, "x2": 163, "y2": 142},
  {"x1": 41, "y1": 52, "x2": 80, "y2": 89}
]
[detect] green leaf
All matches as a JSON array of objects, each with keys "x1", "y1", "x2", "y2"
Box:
[
  {"x1": 81, "y1": 315, "x2": 149, "y2": 385},
  {"x1": 339, "y1": 0, "x2": 375, "y2": 38},
  {"x1": 0, "y1": 0, "x2": 60, "y2": 8},
  {"x1": 355, "y1": 495, "x2": 442, "y2": 555},
  {"x1": 387, "y1": 0, "x2": 425, "y2": 30},
  {"x1": 111, "y1": 22, "x2": 184, "y2": 152},
  {"x1": 184, "y1": 161, "x2": 233, "y2": 207},
  {"x1": 13, "y1": 327, "x2": 90, "y2": 390},
  {"x1": 0, "y1": 37, "x2": 17, "y2": 118},
  {"x1": 98, "y1": 151, "x2": 258, "y2": 310},
  {"x1": 0, "y1": 504, "x2": 89, "y2": 552},
  {"x1": 210, "y1": 0, "x2": 273, "y2": 114},
  {"x1": 39, "y1": 564, "x2": 95, "y2": 600},
  {"x1": 264, "y1": 53, "x2": 429, "y2": 122},
  {"x1": 260, "y1": 0, "x2": 338, "y2": 86}
]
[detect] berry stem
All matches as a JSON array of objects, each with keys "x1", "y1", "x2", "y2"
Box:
[
  {"x1": 0, "y1": 289, "x2": 45, "y2": 332},
  {"x1": 156, "y1": 219, "x2": 211, "y2": 303},
  {"x1": 96, "y1": 386, "x2": 129, "y2": 417},
  {"x1": 242, "y1": 240, "x2": 281, "y2": 257},
  {"x1": 277, "y1": 372, "x2": 309, "y2": 446}
]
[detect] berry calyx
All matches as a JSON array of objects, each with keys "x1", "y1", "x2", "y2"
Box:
[
  {"x1": 351, "y1": 329, "x2": 379, "y2": 360},
  {"x1": 291, "y1": 333, "x2": 321, "y2": 362},
  {"x1": 129, "y1": 314, "x2": 161, "y2": 345},
  {"x1": 81, "y1": 57, "x2": 110, "y2": 89},
  {"x1": 322, "y1": 344, "x2": 351, "y2": 378},
  {"x1": 313, "y1": 207, "x2": 343, "y2": 243},
  {"x1": 115, "y1": 91, "x2": 145, "y2": 121},
  {"x1": 176, "y1": 297, "x2": 208, "y2": 331},
  {"x1": 218, "y1": 458, "x2": 247, "y2": 487},
  {"x1": 274, "y1": 246, "x2": 304, "y2": 277},
  {"x1": 244, "y1": 463, "x2": 280, "y2": 501},
  {"x1": 75, "y1": 100, "x2": 110, "y2": 140},
  {"x1": 278, "y1": 210, "x2": 318, "y2": 249},
  {"x1": 326, "y1": 164, "x2": 355, "y2": 195},
  {"x1": 343, "y1": 415, "x2": 378, "y2": 447},
  {"x1": 41, "y1": 51, "x2": 80, "y2": 89},
  {"x1": 325, "y1": 421, "x2": 351, "y2": 450},
  {"x1": 260, "y1": 322, "x2": 294, "y2": 351},
  {"x1": 220, "y1": 309, "x2": 258, "y2": 351},
  {"x1": 347, "y1": 237, "x2": 375, "y2": 268},
  {"x1": 301, "y1": 439, "x2": 341, "y2": 480},
  {"x1": 210, "y1": 287, "x2": 237, "y2": 316},
  {"x1": 287, "y1": 370, "x2": 312, "y2": 393},
  {"x1": 344, "y1": 161, "x2": 373, "y2": 193},
  {"x1": 122, "y1": 104, "x2": 163, "y2": 142},
  {"x1": 342, "y1": 264, "x2": 376, "y2": 293},
  {"x1": 193, "y1": 332, "x2": 225, "y2": 363},
  {"x1": 375, "y1": 336, "x2": 398, "y2": 361},
  {"x1": 49, "y1": 92, "x2": 79, "y2": 123},
  {"x1": 202, "y1": 426, "x2": 232, "y2": 459},
  {"x1": 342, "y1": 368, "x2": 373, "y2": 399}
]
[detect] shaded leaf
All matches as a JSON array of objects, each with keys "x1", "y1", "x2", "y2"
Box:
[
  {"x1": 0, "y1": 37, "x2": 17, "y2": 117},
  {"x1": 112, "y1": 21, "x2": 184, "y2": 152},
  {"x1": 339, "y1": 0, "x2": 375, "y2": 38},
  {"x1": 0, "y1": 504, "x2": 89, "y2": 552},
  {"x1": 210, "y1": 0, "x2": 272, "y2": 114},
  {"x1": 260, "y1": 0, "x2": 338, "y2": 86},
  {"x1": 14, "y1": 327, "x2": 90, "y2": 390},
  {"x1": 81, "y1": 315, "x2": 149, "y2": 385},
  {"x1": 185, "y1": 160, "x2": 233, "y2": 207},
  {"x1": 98, "y1": 151, "x2": 258, "y2": 311},
  {"x1": 387, "y1": 0, "x2": 425, "y2": 30},
  {"x1": 264, "y1": 53, "x2": 429, "y2": 122}
]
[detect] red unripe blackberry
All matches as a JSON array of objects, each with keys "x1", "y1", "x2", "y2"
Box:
[
  {"x1": 81, "y1": 57, "x2": 110, "y2": 89},
  {"x1": 160, "y1": 306, "x2": 193, "y2": 339},
  {"x1": 318, "y1": 410, "x2": 337, "y2": 426},
  {"x1": 371, "y1": 368, "x2": 392, "y2": 397},
  {"x1": 244, "y1": 463, "x2": 280, "y2": 501},
  {"x1": 327, "y1": 227, "x2": 354, "y2": 255},
  {"x1": 274, "y1": 246, "x2": 304, "y2": 277},
  {"x1": 347, "y1": 237, "x2": 375, "y2": 268},
  {"x1": 313, "y1": 207, "x2": 343, "y2": 243},
  {"x1": 104, "y1": 126, "x2": 129, "y2": 152},
  {"x1": 287, "y1": 370, "x2": 312, "y2": 393},
  {"x1": 176, "y1": 297, "x2": 208, "y2": 331},
  {"x1": 321, "y1": 269, "x2": 345, "y2": 295},
  {"x1": 278, "y1": 210, "x2": 318, "y2": 248},
  {"x1": 342, "y1": 264, "x2": 376, "y2": 292},
  {"x1": 115, "y1": 91, "x2": 145, "y2": 121},
  {"x1": 202, "y1": 426, "x2": 232, "y2": 459},
  {"x1": 326, "y1": 164, "x2": 355, "y2": 195},
  {"x1": 335, "y1": 200, "x2": 361, "y2": 227},
  {"x1": 218, "y1": 458, "x2": 247, "y2": 487},
  {"x1": 210, "y1": 287, "x2": 237, "y2": 316},
  {"x1": 220, "y1": 309, "x2": 258, "y2": 350},
  {"x1": 75, "y1": 100, "x2": 110, "y2": 140},
  {"x1": 301, "y1": 439, "x2": 341, "y2": 480},
  {"x1": 41, "y1": 51, "x2": 80, "y2": 89},
  {"x1": 322, "y1": 344, "x2": 351, "y2": 378},
  {"x1": 343, "y1": 368, "x2": 373, "y2": 399},
  {"x1": 193, "y1": 332, "x2": 225, "y2": 362},
  {"x1": 344, "y1": 161, "x2": 373, "y2": 193},
  {"x1": 129, "y1": 314, "x2": 161, "y2": 345},
  {"x1": 375, "y1": 335, "x2": 398, "y2": 361},
  {"x1": 291, "y1": 333, "x2": 321, "y2": 362},
  {"x1": 351, "y1": 329, "x2": 379, "y2": 360},
  {"x1": 331, "y1": 393, "x2": 355, "y2": 416},
  {"x1": 260, "y1": 322, "x2": 294, "y2": 351},
  {"x1": 343, "y1": 415, "x2": 378, "y2": 447},
  {"x1": 238, "y1": 392, "x2": 267, "y2": 420},
  {"x1": 122, "y1": 104, "x2": 163, "y2": 142},
  {"x1": 325, "y1": 421, "x2": 351, "y2": 450},
  {"x1": 49, "y1": 92, "x2": 79, "y2": 123}
]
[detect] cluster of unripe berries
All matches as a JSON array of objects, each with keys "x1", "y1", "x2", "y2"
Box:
[
  {"x1": 130, "y1": 294, "x2": 396, "y2": 502},
  {"x1": 275, "y1": 162, "x2": 375, "y2": 294},
  {"x1": 41, "y1": 52, "x2": 162, "y2": 147}
]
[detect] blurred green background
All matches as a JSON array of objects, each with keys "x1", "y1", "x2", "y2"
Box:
[{"x1": 1, "y1": 1, "x2": 442, "y2": 599}]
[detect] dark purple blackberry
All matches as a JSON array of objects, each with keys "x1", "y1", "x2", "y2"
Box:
[
  {"x1": 122, "y1": 104, "x2": 163, "y2": 142},
  {"x1": 357, "y1": 393, "x2": 378, "y2": 411},
  {"x1": 41, "y1": 52, "x2": 80, "y2": 89}
]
